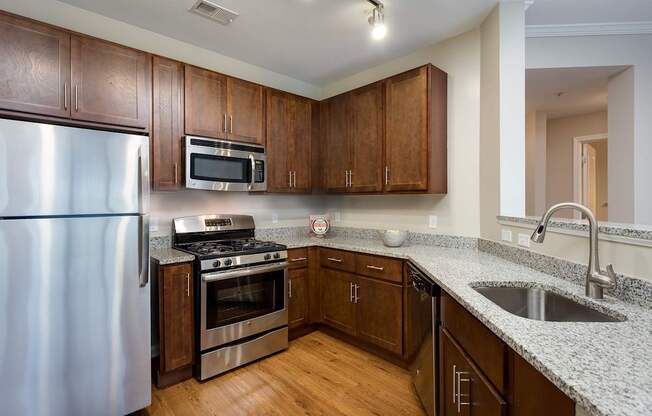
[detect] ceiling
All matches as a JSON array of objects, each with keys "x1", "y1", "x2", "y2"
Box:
[
  {"x1": 57, "y1": 0, "x2": 497, "y2": 85},
  {"x1": 526, "y1": 0, "x2": 652, "y2": 25},
  {"x1": 526, "y1": 66, "x2": 628, "y2": 119}
]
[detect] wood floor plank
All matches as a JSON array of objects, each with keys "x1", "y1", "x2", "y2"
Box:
[{"x1": 140, "y1": 331, "x2": 426, "y2": 416}]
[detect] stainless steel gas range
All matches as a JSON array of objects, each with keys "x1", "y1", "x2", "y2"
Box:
[{"x1": 173, "y1": 215, "x2": 288, "y2": 380}]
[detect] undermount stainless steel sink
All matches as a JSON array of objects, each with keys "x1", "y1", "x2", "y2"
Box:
[{"x1": 473, "y1": 286, "x2": 624, "y2": 322}]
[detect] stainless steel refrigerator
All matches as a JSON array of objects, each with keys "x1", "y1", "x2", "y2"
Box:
[{"x1": 0, "y1": 119, "x2": 151, "y2": 415}]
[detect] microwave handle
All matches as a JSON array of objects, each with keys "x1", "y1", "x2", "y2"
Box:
[{"x1": 248, "y1": 154, "x2": 256, "y2": 190}]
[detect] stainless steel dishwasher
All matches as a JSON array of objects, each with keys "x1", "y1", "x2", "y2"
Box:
[{"x1": 406, "y1": 262, "x2": 440, "y2": 416}]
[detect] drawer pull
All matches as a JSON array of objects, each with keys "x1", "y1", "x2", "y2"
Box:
[
  {"x1": 327, "y1": 257, "x2": 343, "y2": 263},
  {"x1": 366, "y1": 265, "x2": 384, "y2": 271},
  {"x1": 290, "y1": 257, "x2": 308, "y2": 262}
]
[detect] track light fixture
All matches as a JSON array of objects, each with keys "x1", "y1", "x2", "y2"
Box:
[{"x1": 367, "y1": 0, "x2": 386, "y2": 40}]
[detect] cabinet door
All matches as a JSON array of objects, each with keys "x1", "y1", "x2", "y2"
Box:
[
  {"x1": 320, "y1": 268, "x2": 356, "y2": 335},
  {"x1": 321, "y1": 95, "x2": 350, "y2": 192},
  {"x1": 0, "y1": 13, "x2": 70, "y2": 118},
  {"x1": 385, "y1": 66, "x2": 429, "y2": 191},
  {"x1": 440, "y1": 328, "x2": 506, "y2": 416},
  {"x1": 349, "y1": 82, "x2": 383, "y2": 192},
  {"x1": 289, "y1": 96, "x2": 312, "y2": 192},
  {"x1": 184, "y1": 65, "x2": 227, "y2": 139},
  {"x1": 227, "y1": 77, "x2": 264, "y2": 144},
  {"x1": 152, "y1": 56, "x2": 184, "y2": 191},
  {"x1": 70, "y1": 36, "x2": 150, "y2": 128},
  {"x1": 160, "y1": 263, "x2": 194, "y2": 372},
  {"x1": 355, "y1": 276, "x2": 403, "y2": 354},
  {"x1": 288, "y1": 267, "x2": 308, "y2": 330},
  {"x1": 266, "y1": 89, "x2": 291, "y2": 192}
]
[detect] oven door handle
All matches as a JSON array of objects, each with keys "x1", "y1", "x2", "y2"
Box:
[{"x1": 202, "y1": 262, "x2": 288, "y2": 282}]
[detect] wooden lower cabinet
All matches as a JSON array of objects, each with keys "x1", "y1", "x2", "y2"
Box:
[
  {"x1": 320, "y1": 268, "x2": 357, "y2": 336},
  {"x1": 355, "y1": 276, "x2": 403, "y2": 354},
  {"x1": 288, "y1": 267, "x2": 308, "y2": 330},
  {"x1": 440, "y1": 328, "x2": 506, "y2": 416},
  {"x1": 154, "y1": 261, "x2": 194, "y2": 388}
]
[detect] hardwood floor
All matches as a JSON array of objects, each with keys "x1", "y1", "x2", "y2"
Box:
[{"x1": 141, "y1": 331, "x2": 426, "y2": 416}]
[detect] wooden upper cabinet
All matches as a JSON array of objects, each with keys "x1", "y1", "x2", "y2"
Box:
[
  {"x1": 184, "y1": 65, "x2": 227, "y2": 138},
  {"x1": 321, "y1": 95, "x2": 350, "y2": 192},
  {"x1": 0, "y1": 12, "x2": 70, "y2": 118},
  {"x1": 226, "y1": 77, "x2": 264, "y2": 144},
  {"x1": 266, "y1": 89, "x2": 292, "y2": 192},
  {"x1": 385, "y1": 66, "x2": 429, "y2": 192},
  {"x1": 290, "y1": 96, "x2": 312, "y2": 192},
  {"x1": 70, "y1": 36, "x2": 150, "y2": 128},
  {"x1": 152, "y1": 56, "x2": 184, "y2": 191},
  {"x1": 349, "y1": 82, "x2": 383, "y2": 192},
  {"x1": 266, "y1": 90, "x2": 312, "y2": 193},
  {"x1": 159, "y1": 263, "x2": 194, "y2": 373}
]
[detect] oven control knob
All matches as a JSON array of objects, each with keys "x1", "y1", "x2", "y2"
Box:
[
  {"x1": 273, "y1": 252, "x2": 280, "y2": 259},
  {"x1": 212, "y1": 260, "x2": 221, "y2": 268},
  {"x1": 264, "y1": 253, "x2": 272, "y2": 260},
  {"x1": 223, "y1": 258, "x2": 233, "y2": 266}
]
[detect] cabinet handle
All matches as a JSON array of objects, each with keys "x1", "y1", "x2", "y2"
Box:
[
  {"x1": 366, "y1": 265, "x2": 384, "y2": 271},
  {"x1": 223, "y1": 114, "x2": 227, "y2": 132},
  {"x1": 349, "y1": 282, "x2": 354, "y2": 303},
  {"x1": 292, "y1": 171, "x2": 296, "y2": 188},
  {"x1": 452, "y1": 364, "x2": 456, "y2": 404},
  {"x1": 327, "y1": 257, "x2": 343, "y2": 263},
  {"x1": 64, "y1": 82, "x2": 68, "y2": 110},
  {"x1": 186, "y1": 273, "x2": 190, "y2": 297},
  {"x1": 230, "y1": 114, "x2": 233, "y2": 133},
  {"x1": 289, "y1": 280, "x2": 293, "y2": 299},
  {"x1": 385, "y1": 166, "x2": 390, "y2": 185},
  {"x1": 456, "y1": 370, "x2": 471, "y2": 412},
  {"x1": 349, "y1": 170, "x2": 353, "y2": 187},
  {"x1": 290, "y1": 257, "x2": 307, "y2": 262},
  {"x1": 354, "y1": 284, "x2": 360, "y2": 303},
  {"x1": 74, "y1": 85, "x2": 79, "y2": 111},
  {"x1": 174, "y1": 163, "x2": 179, "y2": 184},
  {"x1": 289, "y1": 171, "x2": 292, "y2": 188}
]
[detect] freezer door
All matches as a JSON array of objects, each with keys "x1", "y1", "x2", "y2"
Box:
[
  {"x1": 0, "y1": 216, "x2": 151, "y2": 416},
  {"x1": 0, "y1": 119, "x2": 149, "y2": 217}
]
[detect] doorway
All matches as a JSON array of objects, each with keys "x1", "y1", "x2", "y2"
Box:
[{"x1": 573, "y1": 134, "x2": 608, "y2": 221}]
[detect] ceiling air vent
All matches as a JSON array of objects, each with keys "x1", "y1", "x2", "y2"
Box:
[{"x1": 189, "y1": 0, "x2": 239, "y2": 25}]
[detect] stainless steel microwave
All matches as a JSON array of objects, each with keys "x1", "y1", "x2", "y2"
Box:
[{"x1": 185, "y1": 136, "x2": 266, "y2": 192}]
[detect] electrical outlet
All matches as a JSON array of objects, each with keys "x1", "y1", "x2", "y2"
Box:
[
  {"x1": 428, "y1": 215, "x2": 438, "y2": 228},
  {"x1": 149, "y1": 217, "x2": 159, "y2": 232},
  {"x1": 501, "y1": 229, "x2": 512, "y2": 242},
  {"x1": 271, "y1": 213, "x2": 279, "y2": 223},
  {"x1": 518, "y1": 233, "x2": 530, "y2": 248},
  {"x1": 332, "y1": 211, "x2": 341, "y2": 222}
]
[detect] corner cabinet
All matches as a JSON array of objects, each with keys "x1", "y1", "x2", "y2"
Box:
[
  {"x1": 151, "y1": 56, "x2": 184, "y2": 191},
  {"x1": 266, "y1": 89, "x2": 313, "y2": 193},
  {"x1": 153, "y1": 261, "x2": 194, "y2": 388}
]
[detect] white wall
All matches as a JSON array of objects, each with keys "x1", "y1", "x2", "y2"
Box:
[
  {"x1": 322, "y1": 30, "x2": 482, "y2": 237},
  {"x1": 608, "y1": 67, "x2": 636, "y2": 223},
  {"x1": 0, "y1": 0, "x2": 322, "y2": 99},
  {"x1": 525, "y1": 111, "x2": 547, "y2": 216},
  {"x1": 526, "y1": 34, "x2": 652, "y2": 225}
]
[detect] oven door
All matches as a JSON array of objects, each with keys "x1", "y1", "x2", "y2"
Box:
[
  {"x1": 186, "y1": 136, "x2": 266, "y2": 192},
  {"x1": 200, "y1": 262, "x2": 288, "y2": 350}
]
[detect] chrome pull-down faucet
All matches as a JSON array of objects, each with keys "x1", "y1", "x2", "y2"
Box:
[{"x1": 530, "y1": 202, "x2": 617, "y2": 299}]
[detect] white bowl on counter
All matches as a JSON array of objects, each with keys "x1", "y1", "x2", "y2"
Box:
[{"x1": 381, "y1": 230, "x2": 409, "y2": 247}]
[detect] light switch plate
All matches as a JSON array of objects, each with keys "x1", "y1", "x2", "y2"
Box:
[
  {"x1": 428, "y1": 215, "x2": 438, "y2": 228},
  {"x1": 518, "y1": 233, "x2": 530, "y2": 248},
  {"x1": 501, "y1": 229, "x2": 512, "y2": 242},
  {"x1": 271, "y1": 213, "x2": 279, "y2": 223}
]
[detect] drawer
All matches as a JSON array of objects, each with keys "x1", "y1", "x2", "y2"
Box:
[
  {"x1": 320, "y1": 248, "x2": 355, "y2": 273},
  {"x1": 441, "y1": 293, "x2": 507, "y2": 394},
  {"x1": 287, "y1": 248, "x2": 309, "y2": 269},
  {"x1": 355, "y1": 253, "x2": 403, "y2": 284}
]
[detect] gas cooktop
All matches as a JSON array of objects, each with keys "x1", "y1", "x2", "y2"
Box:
[{"x1": 176, "y1": 238, "x2": 286, "y2": 258}]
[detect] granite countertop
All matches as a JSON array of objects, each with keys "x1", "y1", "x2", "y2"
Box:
[
  {"x1": 150, "y1": 248, "x2": 195, "y2": 265},
  {"x1": 275, "y1": 234, "x2": 652, "y2": 416}
]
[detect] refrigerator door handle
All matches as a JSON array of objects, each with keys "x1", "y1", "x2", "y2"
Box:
[
  {"x1": 138, "y1": 143, "x2": 150, "y2": 214},
  {"x1": 139, "y1": 214, "x2": 150, "y2": 287}
]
